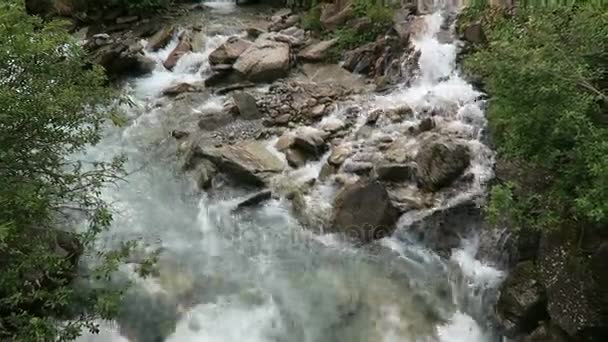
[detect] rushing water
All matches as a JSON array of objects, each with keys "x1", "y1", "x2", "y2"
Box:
[{"x1": 76, "y1": 2, "x2": 505, "y2": 342}]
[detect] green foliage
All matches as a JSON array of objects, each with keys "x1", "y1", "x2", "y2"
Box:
[
  {"x1": 301, "y1": 4, "x2": 323, "y2": 32},
  {"x1": 462, "y1": 3, "x2": 608, "y2": 230},
  {"x1": 352, "y1": 0, "x2": 393, "y2": 23},
  {"x1": 66, "y1": 0, "x2": 173, "y2": 15},
  {"x1": 0, "y1": 0, "x2": 134, "y2": 340}
]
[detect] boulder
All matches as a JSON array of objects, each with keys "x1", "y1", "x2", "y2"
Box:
[
  {"x1": 292, "y1": 127, "x2": 328, "y2": 157},
  {"x1": 246, "y1": 27, "x2": 265, "y2": 40},
  {"x1": 392, "y1": 8, "x2": 413, "y2": 42},
  {"x1": 496, "y1": 261, "x2": 548, "y2": 337},
  {"x1": 194, "y1": 141, "x2": 285, "y2": 186},
  {"x1": 90, "y1": 40, "x2": 156, "y2": 77},
  {"x1": 298, "y1": 39, "x2": 338, "y2": 62},
  {"x1": 146, "y1": 25, "x2": 176, "y2": 51},
  {"x1": 418, "y1": 117, "x2": 435, "y2": 132},
  {"x1": 204, "y1": 70, "x2": 245, "y2": 88},
  {"x1": 462, "y1": 22, "x2": 486, "y2": 45},
  {"x1": 415, "y1": 141, "x2": 470, "y2": 191},
  {"x1": 164, "y1": 32, "x2": 192, "y2": 71},
  {"x1": 275, "y1": 132, "x2": 295, "y2": 151},
  {"x1": 366, "y1": 109, "x2": 383, "y2": 125},
  {"x1": 538, "y1": 228, "x2": 608, "y2": 340},
  {"x1": 233, "y1": 39, "x2": 290, "y2": 83},
  {"x1": 209, "y1": 37, "x2": 252, "y2": 66},
  {"x1": 232, "y1": 92, "x2": 261, "y2": 120},
  {"x1": 320, "y1": 118, "x2": 346, "y2": 133},
  {"x1": 192, "y1": 160, "x2": 217, "y2": 190},
  {"x1": 285, "y1": 148, "x2": 308, "y2": 168},
  {"x1": 329, "y1": 180, "x2": 399, "y2": 243},
  {"x1": 376, "y1": 162, "x2": 417, "y2": 182},
  {"x1": 328, "y1": 144, "x2": 352, "y2": 166},
  {"x1": 407, "y1": 202, "x2": 484, "y2": 256}
]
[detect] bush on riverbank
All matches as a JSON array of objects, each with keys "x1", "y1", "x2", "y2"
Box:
[
  {"x1": 461, "y1": 3, "x2": 608, "y2": 232},
  {"x1": 0, "y1": 1, "x2": 136, "y2": 340}
]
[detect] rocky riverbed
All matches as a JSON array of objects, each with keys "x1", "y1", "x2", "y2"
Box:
[{"x1": 73, "y1": 1, "x2": 509, "y2": 342}]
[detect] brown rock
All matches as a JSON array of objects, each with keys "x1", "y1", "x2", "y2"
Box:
[
  {"x1": 164, "y1": 32, "x2": 192, "y2": 71},
  {"x1": 209, "y1": 37, "x2": 252, "y2": 66},
  {"x1": 147, "y1": 25, "x2": 176, "y2": 51}
]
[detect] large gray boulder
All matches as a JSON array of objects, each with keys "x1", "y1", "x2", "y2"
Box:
[
  {"x1": 233, "y1": 39, "x2": 290, "y2": 83},
  {"x1": 208, "y1": 37, "x2": 252, "y2": 66},
  {"x1": 496, "y1": 261, "x2": 548, "y2": 337},
  {"x1": 415, "y1": 141, "x2": 470, "y2": 191},
  {"x1": 195, "y1": 141, "x2": 285, "y2": 186},
  {"x1": 329, "y1": 180, "x2": 399, "y2": 243}
]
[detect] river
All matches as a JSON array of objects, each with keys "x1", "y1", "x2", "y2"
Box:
[{"x1": 76, "y1": 1, "x2": 505, "y2": 341}]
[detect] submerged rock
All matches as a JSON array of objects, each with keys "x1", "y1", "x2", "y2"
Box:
[
  {"x1": 329, "y1": 180, "x2": 399, "y2": 243},
  {"x1": 235, "y1": 190, "x2": 272, "y2": 210}
]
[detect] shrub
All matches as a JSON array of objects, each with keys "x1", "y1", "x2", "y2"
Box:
[
  {"x1": 462, "y1": 3, "x2": 608, "y2": 230},
  {"x1": 0, "y1": 1, "x2": 136, "y2": 340}
]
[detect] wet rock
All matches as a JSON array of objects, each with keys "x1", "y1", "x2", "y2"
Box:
[
  {"x1": 235, "y1": 190, "x2": 272, "y2": 210},
  {"x1": 366, "y1": 109, "x2": 383, "y2": 125},
  {"x1": 171, "y1": 130, "x2": 189, "y2": 140},
  {"x1": 309, "y1": 104, "x2": 327, "y2": 119},
  {"x1": 164, "y1": 31, "x2": 192, "y2": 71},
  {"x1": 386, "y1": 105, "x2": 414, "y2": 122},
  {"x1": 232, "y1": 92, "x2": 261, "y2": 120},
  {"x1": 462, "y1": 22, "x2": 486, "y2": 45},
  {"x1": 147, "y1": 25, "x2": 176, "y2": 51},
  {"x1": 496, "y1": 261, "x2": 548, "y2": 337},
  {"x1": 194, "y1": 141, "x2": 285, "y2": 186},
  {"x1": 215, "y1": 82, "x2": 256, "y2": 95},
  {"x1": 285, "y1": 148, "x2": 308, "y2": 168},
  {"x1": 192, "y1": 160, "x2": 217, "y2": 190},
  {"x1": 209, "y1": 37, "x2": 252, "y2": 66},
  {"x1": 415, "y1": 141, "x2": 470, "y2": 191},
  {"x1": 319, "y1": 162, "x2": 337, "y2": 181},
  {"x1": 198, "y1": 111, "x2": 233, "y2": 131},
  {"x1": 246, "y1": 27, "x2": 265, "y2": 40},
  {"x1": 300, "y1": 63, "x2": 367, "y2": 91},
  {"x1": 329, "y1": 180, "x2": 399, "y2": 243},
  {"x1": 407, "y1": 201, "x2": 484, "y2": 255},
  {"x1": 233, "y1": 39, "x2": 290, "y2": 83},
  {"x1": 376, "y1": 162, "x2": 417, "y2": 182},
  {"x1": 298, "y1": 39, "x2": 338, "y2": 62},
  {"x1": 393, "y1": 8, "x2": 413, "y2": 42},
  {"x1": 269, "y1": 14, "x2": 300, "y2": 32},
  {"x1": 275, "y1": 132, "x2": 295, "y2": 151},
  {"x1": 204, "y1": 70, "x2": 245, "y2": 88},
  {"x1": 342, "y1": 161, "x2": 373, "y2": 175},
  {"x1": 162, "y1": 83, "x2": 198, "y2": 96},
  {"x1": 292, "y1": 127, "x2": 328, "y2": 157},
  {"x1": 321, "y1": 118, "x2": 346, "y2": 133},
  {"x1": 418, "y1": 117, "x2": 435, "y2": 132},
  {"x1": 328, "y1": 144, "x2": 352, "y2": 166},
  {"x1": 90, "y1": 39, "x2": 156, "y2": 78}
]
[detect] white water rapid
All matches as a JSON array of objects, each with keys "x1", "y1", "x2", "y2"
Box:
[{"x1": 76, "y1": 2, "x2": 505, "y2": 342}]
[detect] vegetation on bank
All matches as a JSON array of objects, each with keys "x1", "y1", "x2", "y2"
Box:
[
  {"x1": 27, "y1": 0, "x2": 175, "y2": 17},
  {"x1": 459, "y1": 2, "x2": 608, "y2": 232},
  {"x1": 302, "y1": 0, "x2": 395, "y2": 61},
  {"x1": 0, "y1": 1, "x2": 137, "y2": 340}
]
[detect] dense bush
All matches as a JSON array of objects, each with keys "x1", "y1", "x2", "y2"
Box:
[
  {"x1": 0, "y1": 0, "x2": 134, "y2": 340},
  {"x1": 461, "y1": 3, "x2": 608, "y2": 231}
]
